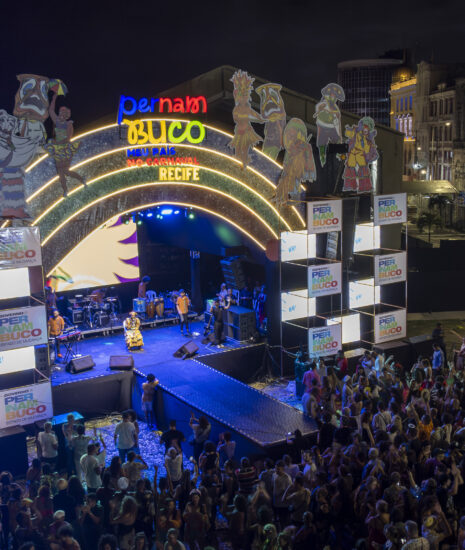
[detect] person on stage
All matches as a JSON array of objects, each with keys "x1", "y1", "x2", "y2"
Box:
[
  {"x1": 210, "y1": 298, "x2": 225, "y2": 347},
  {"x1": 224, "y1": 288, "x2": 237, "y2": 310},
  {"x1": 48, "y1": 308, "x2": 65, "y2": 360},
  {"x1": 124, "y1": 311, "x2": 144, "y2": 351},
  {"x1": 176, "y1": 289, "x2": 191, "y2": 336},
  {"x1": 45, "y1": 286, "x2": 57, "y2": 317},
  {"x1": 217, "y1": 283, "x2": 227, "y2": 307},
  {"x1": 138, "y1": 276, "x2": 150, "y2": 299}
]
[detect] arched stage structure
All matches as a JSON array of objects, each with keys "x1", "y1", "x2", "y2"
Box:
[{"x1": 18, "y1": 119, "x2": 305, "y2": 275}]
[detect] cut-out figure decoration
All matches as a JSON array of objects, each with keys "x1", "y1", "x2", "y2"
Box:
[
  {"x1": 0, "y1": 74, "x2": 50, "y2": 219},
  {"x1": 342, "y1": 116, "x2": 378, "y2": 194},
  {"x1": 229, "y1": 70, "x2": 264, "y2": 167},
  {"x1": 44, "y1": 92, "x2": 85, "y2": 197},
  {"x1": 273, "y1": 118, "x2": 316, "y2": 205},
  {"x1": 314, "y1": 83, "x2": 345, "y2": 166},
  {"x1": 255, "y1": 83, "x2": 286, "y2": 160}
]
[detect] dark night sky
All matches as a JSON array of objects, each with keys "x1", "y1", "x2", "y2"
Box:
[{"x1": 1, "y1": 0, "x2": 464, "y2": 129}]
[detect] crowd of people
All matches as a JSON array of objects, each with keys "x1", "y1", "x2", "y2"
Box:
[{"x1": 3, "y1": 325, "x2": 465, "y2": 549}]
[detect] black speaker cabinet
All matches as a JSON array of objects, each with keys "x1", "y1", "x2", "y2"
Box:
[
  {"x1": 0, "y1": 426, "x2": 28, "y2": 476},
  {"x1": 173, "y1": 340, "x2": 199, "y2": 359},
  {"x1": 109, "y1": 355, "x2": 134, "y2": 371},
  {"x1": 66, "y1": 355, "x2": 95, "y2": 373}
]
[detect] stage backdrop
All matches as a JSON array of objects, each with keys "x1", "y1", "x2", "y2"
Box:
[{"x1": 49, "y1": 215, "x2": 140, "y2": 291}]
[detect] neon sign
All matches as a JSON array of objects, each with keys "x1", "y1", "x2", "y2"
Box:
[
  {"x1": 123, "y1": 119, "x2": 206, "y2": 146},
  {"x1": 127, "y1": 157, "x2": 200, "y2": 167},
  {"x1": 118, "y1": 95, "x2": 207, "y2": 124}
]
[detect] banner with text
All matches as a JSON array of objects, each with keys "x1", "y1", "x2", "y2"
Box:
[
  {"x1": 374, "y1": 252, "x2": 407, "y2": 285},
  {"x1": 308, "y1": 200, "x2": 342, "y2": 234},
  {"x1": 0, "y1": 227, "x2": 42, "y2": 269},
  {"x1": 0, "y1": 306, "x2": 47, "y2": 352},
  {"x1": 308, "y1": 324, "x2": 342, "y2": 358},
  {"x1": 0, "y1": 382, "x2": 53, "y2": 429},
  {"x1": 375, "y1": 309, "x2": 407, "y2": 344},
  {"x1": 374, "y1": 193, "x2": 407, "y2": 226},
  {"x1": 308, "y1": 262, "x2": 342, "y2": 297}
]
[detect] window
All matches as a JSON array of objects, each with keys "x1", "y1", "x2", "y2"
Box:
[
  {"x1": 409, "y1": 95, "x2": 413, "y2": 110},
  {"x1": 396, "y1": 99, "x2": 399, "y2": 112},
  {"x1": 400, "y1": 97, "x2": 403, "y2": 111}
]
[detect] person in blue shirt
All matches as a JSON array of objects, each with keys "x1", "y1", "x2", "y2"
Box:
[{"x1": 432, "y1": 343, "x2": 445, "y2": 371}]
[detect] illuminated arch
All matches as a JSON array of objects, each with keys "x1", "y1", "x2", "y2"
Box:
[{"x1": 21, "y1": 118, "x2": 307, "y2": 269}]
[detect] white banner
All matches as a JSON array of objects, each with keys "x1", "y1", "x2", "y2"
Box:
[
  {"x1": 0, "y1": 382, "x2": 53, "y2": 429},
  {"x1": 308, "y1": 324, "x2": 342, "y2": 358},
  {"x1": 308, "y1": 263, "x2": 342, "y2": 297},
  {"x1": 374, "y1": 193, "x2": 407, "y2": 226},
  {"x1": 281, "y1": 291, "x2": 316, "y2": 322},
  {"x1": 281, "y1": 231, "x2": 316, "y2": 261},
  {"x1": 0, "y1": 306, "x2": 47, "y2": 352},
  {"x1": 307, "y1": 200, "x2": 342, "y2": 234},
  {"x1": 0, "y1": 227, "x2": 42, "y2": 268},
  {"x1": 375, "y1": 252, "x2": 407, "y2": 285},
  {"x1": 375, "y1": 309, "x2": 407, "y2": 343},
  {"x1": 0, "y1": 346, "x2": 36, "y2": 375}
]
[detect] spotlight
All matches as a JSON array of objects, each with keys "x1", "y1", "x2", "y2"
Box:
[
  {"x1": 137, "y1": 220, "x2": 142, "y2": 225},
  {"x1": 188, "y1": 212, "x2": 195, "y2": 220},
  {"x1": 161, "y1": 208, "x2": 173, "y2": 215},
  {"x1": 147, "y1": 212, "x2": 153, "y2": 218},
  {"x1": 174, "y1": 210, "x2": 180, "y2": 215}
]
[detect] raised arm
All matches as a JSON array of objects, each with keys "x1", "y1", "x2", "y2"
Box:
[{"x1": 49, "y1": 93, "x2": 58, "y2": 123}]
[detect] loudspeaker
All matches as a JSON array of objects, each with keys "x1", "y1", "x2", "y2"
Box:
[
  {"x1": 404, "y1": 335, "x2": 434, "y2": 362},
  {"x1": 35, "y1": 344, "x2": 50, "y2": 378},
  {"x1": 173, "y1": 340, "x2": 199, "y2": 359},
  {"x1": 109, "y1": 355, "x2": 134, "y2": 371},
  {"x1": 66, "y1": 355, "x2": 95, "y2": 374},
  {"x1": 0, "y1": 426, "x2": 28, "y2": 476}
]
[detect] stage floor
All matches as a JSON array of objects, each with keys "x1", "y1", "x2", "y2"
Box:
[{"x1": 51, "y1": 322, "x2": 318, "y2": 448}]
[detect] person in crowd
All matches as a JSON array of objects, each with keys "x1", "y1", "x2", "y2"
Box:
[
  {"x1": 37, "y1": 422, "x2": 59, "y2": 471},
  {"x1": 160, "y1": 420, "x2": 185, "y2": 454},
  {"x1": 141, "y1": 374, "x2": 159, "y2": 429},
  {"x1": 70, "y1": 424, "x2": 91, "y2": 482},
  {"x1": 217, "y1": 432, "x2": 236, "y2": 467},
  {"x1": 189, "y1": 412, "x2": 211, "y2": 462},
  {"x1": 122, "y1": 452, "x2": 148, "y2": 491},
  {"x1": 114, "y1": 411, "x2": 137, "y2": 463},
  {"x1": 80, "y1": 444, "x2": 102, "y2": 493},
  {"x1": 79, "y1": 493, "x2": 103, "y2": 550}
]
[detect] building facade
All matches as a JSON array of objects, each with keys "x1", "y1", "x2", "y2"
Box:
[
  {"x1": 390, "y1": 70, "x2": 416, "y2": 179},
  {"x1": 414, "y1": 61, "x2": 465, "y2": 189},
  {"x1": 337, "y1": 57, "x2": 404, "y2": 127}
]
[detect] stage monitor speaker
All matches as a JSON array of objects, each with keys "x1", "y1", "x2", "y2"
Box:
[
  {"x1": 66, "y1": 355, "x2": 95, "y2": 374},
  {"x1": 109, "y1": 355, "x2": 134, "y2": 371},
  {"x1": 173, "y1": 340, "x2": 199, "y2": 359}
]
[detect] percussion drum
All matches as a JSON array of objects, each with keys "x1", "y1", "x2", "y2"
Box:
[
  {"x1": 155, "y1": 297, "x2": 165, "y2": 318},
  {"x1": 146, "y1": 300, "x2": 155, "y2": 319},
  {"x1": 133, "y1": 298, "x2": 146, "y2": 313}
]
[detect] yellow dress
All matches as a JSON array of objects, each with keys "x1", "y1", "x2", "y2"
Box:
[{"x1": 124, "y1": 317, "x2": 143, "y2": 349}]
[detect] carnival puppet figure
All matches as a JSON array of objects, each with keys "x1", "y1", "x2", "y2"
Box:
[
  {"x1": 229, "y1": 70, "x2": 264, "y2": 167},
  {"x1": 255, "y1": 83, "x2": 286, "y2": 160},
  {"x1": 342, "y1": 116, "x2": 378, "y2": 193},
  {"x1": 124, "y1": 311, "x2": 144, "y2": 351},
  {"x1": 44, "y1": 91, "x2": 85, "y2": 198},
  {"x1": 273, "y1": 118, "x2": 316, "y2": 205},
  {"x1": 13, "y1": 74, "x2": 50, "y2": 142},
  {"x1": 314, "y1": 83, "x2": 345, "y2": 166}
]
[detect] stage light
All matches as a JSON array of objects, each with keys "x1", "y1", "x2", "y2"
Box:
[
  {"x1": 161, "y1": 208, "x2": 173, "y2": 215},
  {"x1": 146, "y1": 212, "x2": 153, "y2": 218},
  {"x1": 174, "y1": 210, "x2": 180, "y2": 214},
  {"x1": 137, "y1": 220, "x2": 142, "y2": 225},
  {"x1": 188, "y1": 212, "x2": 195, "y2": 219}
]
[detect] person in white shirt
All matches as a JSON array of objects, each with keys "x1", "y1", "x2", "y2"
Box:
[
  {"x1": 217, "y1": 432, "x2": 236, "y2": 467},
  {"x1": 114, "y1": 411, "x2": 136, "y2": 462},
  {"x1": 37, "y1": 422, "x2": 58, "y2": 469},
  {"x1": 164, "y1": 447, "x2": 183, "y2": 491},
  {"x1": 272, "y1": 460, "x2": 292, "y2": 523},
  {"x1": 80, "y1": 443, "x2": 101, "y2": 491}
]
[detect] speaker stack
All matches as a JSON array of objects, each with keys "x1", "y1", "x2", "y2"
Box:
[
  {"x1": 109, "y1": 355, "x2": 134, "y2": 371},
  {"x1": 66, "y1": 355, "x2": 95, "y2": 374},
  {"x1": 220, "y1": 257, "x2": 246, "y2": 290},
  {"x1": 173, "y1": 340, "x2": 199, "y2": 359}
]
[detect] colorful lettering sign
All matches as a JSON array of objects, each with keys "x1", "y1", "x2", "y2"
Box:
[
  {"x1": 159, "y1": 167, "x2": 200, "y2": 182},
  {"x1": 281, "y1": 291, "x2": 316, "y2": 322},
  {"x1": 374, "y1": 252, "x2": 407, "y2": 286},
  {"x1": 374, "y1": 193, "x2": 407, "y2": 226},
  {"x1": 127, "y1": 147, "x2": 176, "y2": 157},
  {"x1": 308, "y1": 324, "x2": 342, "y2": 358},
  {"x1": 375, "y1": 309, "x2": 407, "y2": 343},
  {"x1": 307, "y1": 200, "x2": 342, "y2": 234},
  {"x1": 0, "y1": 382, "x2": 53, "y2": 428},
  {"x1": 0, "y1": 306, "x2": 47, "y2": 352},
  {"x1": 280, "y1": 231, "x2": 316, "y2": 262},
  {"x1": 117, "y1": 95, "x2": 207, "y2": 124},
  {"x1": 126, "y1": 157, "x2": 200, "y2": 168},
  {"x1": 0, "y1": 227, "x2": 42, "y2": 269},
  {"x1": 122, "y1": 119, "x2": 206, "y2": 146},
  {"x1": 308, "y1": 263, "x2": 342, "y2": 298}
]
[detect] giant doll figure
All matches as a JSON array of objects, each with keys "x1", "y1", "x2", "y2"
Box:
[
  {"x1": 255, "y1": 83, "x2": 286, "y2": 160},
  {"x1": 229, "y1": 70, "x2": 264, "y2": 167},
  {"x1": 0, "y1": 74, "x2": 50, "y2": 218},
  {"x1": 314, "y1": 83, "x2": 345, "y2": 166},
  {"x1": 342, "y1": 116, "x2": 378, "y2": 193}
]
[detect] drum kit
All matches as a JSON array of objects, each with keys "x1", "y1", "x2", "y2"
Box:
[{"x1": 72, "y1": 293, "x2": 120, "y2": 328}]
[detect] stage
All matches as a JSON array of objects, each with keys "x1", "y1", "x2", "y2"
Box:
[{"x1": 51, "y1": 321, "x2": 318, "y2": 456}]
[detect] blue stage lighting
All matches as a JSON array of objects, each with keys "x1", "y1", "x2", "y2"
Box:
[
  {"x1": 161, "y1": 208, "x2": 173, "y2": 215},
  {"x1": 147, "y1": 212, "x2": 153, "y2": 218},
  {"x1": 174, "y1": 210, "x2": 180, "y2": 214}
]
